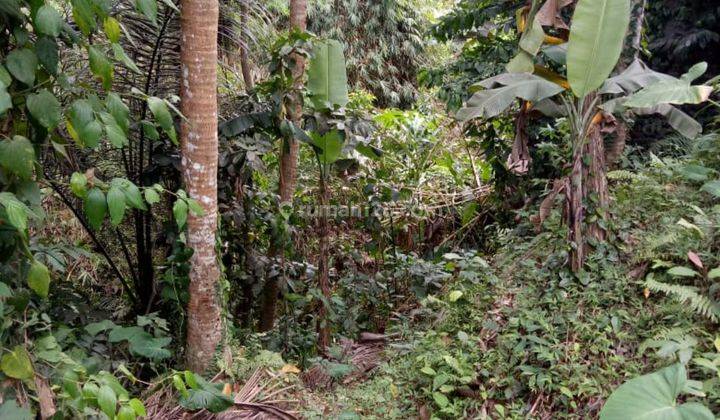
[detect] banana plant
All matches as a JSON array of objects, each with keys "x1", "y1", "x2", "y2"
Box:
[
  {"x1": 297, "y1": 39, "x2": 350, "y2": 353},
  {"x1": 457, "y1": 0, "x2": 715, "y2": 271}
]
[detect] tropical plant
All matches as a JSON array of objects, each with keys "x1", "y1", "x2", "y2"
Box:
[
  {"x1": 456, "y1": 0, "x2": 715, "y2": 271},
  {"x1": 600, "y1": 363, "x2": 713, "y2": 419},
  {"x1": 298, "y1": 38, "x2": 350, "y2": 351},
  {"x1": 307, "y1": 0, "x2": 428, "y2": 108}
]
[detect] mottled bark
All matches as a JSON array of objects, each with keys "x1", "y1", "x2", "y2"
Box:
[
  {"x1": 181, "y1": 0, "x2": 222, "y2": 373},
  {"x1": 568, "y1": 110, "x2": 609, "y2": 272},
  {"x1": 259, "y1": 0, "x2": 308, "y2": 332},
  {"x1": 568, "y1": 139, "x2": 584, "y2": 273},
  {"x1": 507, "y1": 101, "x2": 531, "y2": 175},
  {"x1": 239, "y1": 0, "x2": 254, "y2": 91},
  {"x1": 619, "y1": 0, "x2": 646, "y2": 70},
  {"x1": 585, "y1": 124, "x2": 608, "y2": 243},
  {"x1": 316, "y1": 174, "x2": 331, "y2": 353},
  {"x1": 278, "y1": 0, "x2": 307, "y2": 203}
]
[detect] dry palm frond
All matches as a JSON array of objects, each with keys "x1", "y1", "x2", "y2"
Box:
[
  {"x1": 144, "y1": 369, "x2": 299, "y2": 420},
  {"x1": 301, "y1": 335, "x2": 388, "y2": 390}
]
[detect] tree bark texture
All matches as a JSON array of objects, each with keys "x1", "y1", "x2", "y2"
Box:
[
  {"x1": 239, "y1": 0, "x2": 254, "y2": 91},
  {"x1": 259, "y1": 0, "x2": 308, "y2": 332},
  {"x1": 316, "y1": 175, "x2": 331, "y2": 353},
  {"x1": 278, "y1": 0, "x2": 308, "y2": 203},
  {"x1": 619, "y1": 0, "x2": 646, "y2": 70},
  {"x1": 180, "y1": 0, "x2": 222, "y2": 373},
  {"x1": 568, "y1": 111, "x2": 609, "y2": 272}
]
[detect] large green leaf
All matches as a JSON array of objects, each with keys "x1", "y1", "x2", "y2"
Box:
[
  {"x1": 34, "y1": 5, "x2": 63, "y2": 37},
  {"x1": 97, "y1": 385, "x2": 117, "y2": 418},
  {"x1": 624, "y1": 63, "x2": 713, "y2": 108},
  {"x1": 0, "y1": 82, "x2": 11, "y2": 116},
  {"x1": 147, "y1": 97, "x2": 176, "y2": 143},
  {"x1": 128, "y1": 333, "x2": 171, "y2": 360},
  {"x1": 27, "y1": 260, "x2": 50, "y2": 298},
  {"x1": 84, "y1": 187, "x2": 107, "y2": 230},
  {"x1": 566, "y1": 0, "x2": 630, "y2": 97},
  {"x1": 106, "y1": 93, "x2": 130, "y2": 134},
  {"x1": 0, "y1": 136, "x2": 35, "y2": 179},
  {"x1": 0, "y1": 399, "x2": 32, "y2": 420},
  {"x1": 600, "y1": 364, "x2": 713, "y2": 420},
  {"x1": 135, "y1": 0, "x2": 158, "y2": 25},
  {"x1": 0, "y1": 192, "x2": 33, "y2": 231},
  {"x1": 26, "y1": 89, "x2": 61, "y2": 130},
  {"x1": 71, "y1": 0, "x2": 97, "y2": 35},
  {"x1": 601, "y1": 98, "x2": 702, "y2": 140},
  {"x1": 88, "y1": 46, "x2": 114, "y2": 90},
  {"x1": 309, "y1": 130, "x2": 344, "y2": 165},
  {"x1": 1, "y1": 346, "x2": 34, "y2": 380},
  {"x1": 600, "y1": 60, "x2": 676, "y2": 95},
  {"x1": 456, "y1": 73, "x2": 564, "y2": 121},
  {"x1": 307, "y1": 39, "x2": 349, "y2": 110},
  {"x1": 6, "y1": 49, "x2": 37, "y2": 87},
  {"x1": 633, "y1": 104, "x2": 702, "y2": 140},
  {"x1": 35, "y1": 36, "x2": 59, "y2": 75},
  {"x1": 107, "y1": 185, "x2": 126, "y2": 226},
  {"x1": 179, "y1": 375, "x2": 233, "y2": 413}
]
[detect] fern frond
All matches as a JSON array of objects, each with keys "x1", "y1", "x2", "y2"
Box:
[
  {"x1": 646, "y1": 277, "x2": 720, "y2": 322},
  {"x1": 607, "y1": 170, "x2": 645, "y2": 181}
]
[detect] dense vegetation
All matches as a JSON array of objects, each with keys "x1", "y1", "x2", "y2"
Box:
[{"x1": 0, "y1": 0, "x2": 719, "y2": 418}]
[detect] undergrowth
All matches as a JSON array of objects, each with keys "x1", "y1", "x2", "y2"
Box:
[{"x1": 302, "y1": 153, "x2": 720, "y2": 419}]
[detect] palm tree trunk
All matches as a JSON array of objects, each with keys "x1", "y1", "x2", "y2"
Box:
[
  {"x1": 278, "y1": 0, "x2": 307, "y2": 202},
  {"x1": 239, "y1": 0, "x2": 254, "y2": 91},
  {"x1": 258, "y1": 0, "x2": 308, "y2": 332},
  {"x1": 180, "y1": 0, "x2": 223, "y2": 373}
]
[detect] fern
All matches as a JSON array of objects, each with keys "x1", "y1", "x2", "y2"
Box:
[
  {"x1": 607, "y1": 170, "x2": 645, "y2": 181},
  {"x1": 645, "y1": 277, "x2": 720, "y2": 322}
]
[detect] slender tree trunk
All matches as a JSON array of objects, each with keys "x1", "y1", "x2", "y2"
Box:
[
  {"x1": 258, "y1": 0, "x2": 308, "y2": 332},
  {"x1": 316, "y1": 173, "x2": 331, "y2": 353},
  {"x1": 239, "y1": 0, "x2": 254, "y2": 91},
  {"x1": 181, "y1": 0, "x2": 222, "y2": 373},
  {"x1": 568, "y1": 139, "x2": 584, "y2": 273},
  {"x1": 278, "y1": 0, "x2": 307, "y2": 202},
  {"x1": 619, "y1": 0, "x2": 646, "y2": 70}
]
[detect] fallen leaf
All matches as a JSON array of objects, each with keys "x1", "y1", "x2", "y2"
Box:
[
  {"x1": 280, "y1": 364, "x2": 301, "y2": 374},
  {"x1": 688, "y1": 251, "x2": 704, "y2": 269}
]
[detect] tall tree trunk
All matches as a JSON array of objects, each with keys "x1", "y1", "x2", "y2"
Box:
[
  {"x1": 316, "y1": 173, "x2": 331, "y2": 353},
  {"x1": 239, "y1": 0, "x2": 254, "y2": 91},
  {"x1": 618, "y1": 0, "x2": 646, "y2": 70},
  {"x1": 258, "y1": 0, "x2": 308, "y2": 332},
  {"x1": 278, "y1": 0, "x2": 307, "y2": 203},
  {"x1": 181, "y1": 0, "x2": 222, "y2": 373}
]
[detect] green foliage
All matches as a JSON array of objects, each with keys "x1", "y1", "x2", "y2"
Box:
[
  {"x1": 308, "y1": 0, "x2": 427, "y2": 108},
  {"x1": 566, "y1": 0, "x2": 630, "y2": 97},
  {"x1": 600, "y1": 364, "x2": 714, "y2": 420},
  {"x1": 307, "y1": 39, "x2": 349, "y2": 110},
  {"x1": 173, "y1": 371, "x2": 234, "y2": 413}
]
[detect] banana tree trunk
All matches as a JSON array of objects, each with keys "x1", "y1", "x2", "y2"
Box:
[
  {"x1": 568, "y1": 109, "x2": 609, "y2": 272},
  {"x1": 259, "y1": 0, "x2": 308, "y2": 332},
  {"x1": 316, "y1": 172, "x2": 331, "y2": 353},
  {"x1": 180, "y1": 0, "x2": 223, "y2": 373}
]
